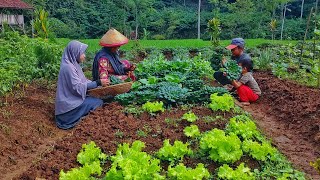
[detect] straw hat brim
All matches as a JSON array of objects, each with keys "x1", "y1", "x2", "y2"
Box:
[
  {"x1": 99, "y1": 39, "x2": 129, "y2": 47},
  {"x1": 100, "y1": 28, "x2": 129, "y2": 47}
]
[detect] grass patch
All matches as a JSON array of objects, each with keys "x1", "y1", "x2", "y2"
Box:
[{"x1": 56, "y1": 38, "x2": 299, "y2": 54}]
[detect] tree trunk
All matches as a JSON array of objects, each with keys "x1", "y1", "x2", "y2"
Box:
[
  {"x1": 135, "y1": 6, "x2": 138, "y2": 40},
  {"x1": 300, "y1": 0, "x2": 305, "y2": 18},
  {"x1": 315, "y1": 0, "x2": 319, "y2": 15},
  {"x1": 280, "y1": 3, "x2": 287, "y2": 40},
  {"x1": 198, "y1": 0, "x2": 201, "y2": 39}
]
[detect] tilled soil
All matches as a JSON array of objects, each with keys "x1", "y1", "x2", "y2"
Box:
[
  {"x1": 242, "y1": 71, "x2": 320, "y2": 179},
  {"x1": 17, "y1": 103, "x2": 236, "y2": 179},
  {"x1": 0, "y1": 71, "x2": 319, "y2": 179}
]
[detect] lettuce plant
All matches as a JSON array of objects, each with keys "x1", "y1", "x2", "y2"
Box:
[
  {"x1": 167, "y1": 163, "x2": 210, "y2": 180},
  {"x1": 105, "y1": 140, "x2": 164, "y2": 179},
  {"x1": 209, "y1": 93, "x2": 234, "y2": 112},
  {"x1": 182, "y1": 111, "x2": 198, "y2": 122},
  {"x1": 59, "y1": 141, "x2": 107, "y2": 180},
  {"x1": 157, "y1": 139, "x2": 193, "y2": 162},
  {"x1": 225, "y1": 115, "x2": 259, "y2": 140},
  {"x1": 242, "y1": 140, "x2": 277, "y2": 161},
  {"x1": 218, "y1": 163, "x2": 254, "y2": 180},
  {"x1": 200, "y1": 129, "x2": 242, "y2": 163},
  {"x1": 142, "y1": 101, "x2": 165, "y2": 114},
  {"x1": 184, "y1": 125, "x2": 201, "y2": 138}
]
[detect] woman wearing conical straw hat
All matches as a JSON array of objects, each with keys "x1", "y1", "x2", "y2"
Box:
[{"x1": 92, "y1": 28, "x2": 136, "y2": 84}]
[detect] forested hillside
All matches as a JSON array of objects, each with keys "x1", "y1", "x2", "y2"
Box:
[{"x1": 22, "y1": 0, "x2": 320, "y2": 40}]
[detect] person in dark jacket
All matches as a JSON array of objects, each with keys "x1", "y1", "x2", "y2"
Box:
[{"x1": 214, "y1": 38, "x2": 253, "y2": 85}]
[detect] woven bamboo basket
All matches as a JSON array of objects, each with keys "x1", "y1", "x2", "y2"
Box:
[{"x1": 88, "y1": 82, "x2": 133, "y2": 97}]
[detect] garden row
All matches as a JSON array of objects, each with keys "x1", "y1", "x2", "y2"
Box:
[
  {"x1": 57, "y1": 50, "x2": 306, "y2": 179},
  {"x1": 1, "y1": 31, "x2": 319, "y2": 98}
]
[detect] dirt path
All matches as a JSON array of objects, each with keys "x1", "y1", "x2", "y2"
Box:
[
  {"x1": 241, "y1": 71, "x2": 320, "y2": 179},
  {"x1": 0, "y1": 84, "x2": 68, "y2": 180}
]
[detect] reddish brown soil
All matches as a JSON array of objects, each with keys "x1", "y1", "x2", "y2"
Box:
[
  {"x1": 0, "y1": 83, "x2": 67, "y2": 180},
  {"x1": 0, "y1": 71, "x2": 319, "y2": 179},
  {"x1": 242, "y1": 71, "x2": 320, "y2": 179},
  {"x1": 17, "y1": 103, "x2": 237, "y2": 179}
]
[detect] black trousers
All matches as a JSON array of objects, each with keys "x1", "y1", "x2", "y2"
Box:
[{"x1": 213, "y1": 71, "x2": 231, "y2": 85}]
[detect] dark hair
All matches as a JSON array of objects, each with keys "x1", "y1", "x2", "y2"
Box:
[{"x1": 241, "y1": 60, "x2": 253, "y2": 72}]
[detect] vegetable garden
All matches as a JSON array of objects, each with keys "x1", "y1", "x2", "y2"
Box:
[{"x1": 0, "y1": 32, "x2": 319, "y2": 179}]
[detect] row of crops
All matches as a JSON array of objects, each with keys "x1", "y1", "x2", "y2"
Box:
[
  {"x1": 0, "y1": 31, "x2": 319, "y2": 98},
  {"x1": 60, "y1": 115, "x2": 305, "y2": 179},
  {"x1": 59, "y1": 52, "x2": 305, "y2": 179}
]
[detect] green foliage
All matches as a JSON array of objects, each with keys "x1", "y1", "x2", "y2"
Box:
[
  {"x1": 105, "y1": 140, "x2": 164, "y2": 179},
  {"x1": 217, "y1": 163, "x2": 254, "y2": 180},
  {"x1": 59, "y1": 161, "x2": 103, "y2": 180},
  {"x1": 209, "y1": 93, "x2": 234, "y2": 112},
  {"x1": 310, "y1": 158, "x2": 320, "y2": 174},
  {"x1": 167, "y1": 163, "x2": 210, "y2": 180},
  {"x1": 254, "y1": 152, "x2": 306, "y2": 179},
  {"x1": 207, "y1": 18, "x2": 221, "y2": 47},
  {"x1": 199, "y1": 129, "x2": 242, "y2": 163},
  {"x1": 182, "y1": 79, "x2": 204, "y2": 91},
  {"x1": 59, "y1": 141, "x2": 106, "y2": 180},
  {"x1": 220, "y1": 60, "x2": 242, "y2": 80},
  {"x1": 242, "y1": 140, "x2": 277, "y2": 161},
  {"x1": 33, "y1": 9, "x2": 51, "y2": 39},
  {"x1": 109, "y1": 75, "x2": 124, "y2": 85},
  {"x1": 184, "y1": 125, "x2": 201, "y2": 138},
  {"x1": 77, "y1": 141, "x2": 107, "y2": 165},
  {"x1": 187, "y1": 86, "x2": 228, "y2": 103},
  {"x1": 0, "y1": 31, "x2": 62, "y2": 96},
  {"x1": 123, "y1": 105, "x2": 144, "y2": 117},
  {"x1": 157, "y1": 139, "x2": 193, "y2": 162},
  {"x1": 157, "y1": 83, "x2": 189, "y2": 104},
  {"x1": 114, "y1": 92, "x2": 136, "y2": 105},
  {"x1": 142, "y1": 101, "x2": 165, "y2": 114},
  {"x1": 225, "y1": 115, "x2": 260, "y2": 140},
  {"x1": 252, "y1": 48, "x2": 276, "y2": 70},
  {"x1": 181, "y1": 111, "x2": 198, "y2": 123}
]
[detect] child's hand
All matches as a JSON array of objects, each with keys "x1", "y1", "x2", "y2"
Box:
[
  {"x1": 221, "y1": 57, "x2": 227, "y2": 65},
  {"x1": 223, "y1": 72, "x2": 227, "y2": 76}
]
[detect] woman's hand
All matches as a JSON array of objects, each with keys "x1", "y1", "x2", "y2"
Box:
[
  {"x1": 100, "y1": 79, "x2": 110, "y2": 87},
  {"x1": 129, "y1": 64, "x2": 136, "y2": 71}
]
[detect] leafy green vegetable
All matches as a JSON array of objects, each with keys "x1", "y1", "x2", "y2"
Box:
[
  {"x1": 59, "y1": 141, "x2": 107, "y2": 180},
  {"x1": 105, "y1": 140, "x2": 164, "y2": 180},
  {"x1": 77, "y1": 141, "x2": 107, "y2": 165},
  {"x1": 242, "y1": 140, "x2": 277, "y2": 161},
  {"x1": 218, "y1": 163, "x2": 254, "y2": 180},
  {"x1": 200, "y1": 129, "x2": 242, "y2": 163},
  {"x1": 157, "y1": 83, "x2": 189, "y2": 104},
  {"x1": 209, "y1": 93, "x2": 234, "y2": 112},
  {"x1": 157, "y1": 139, "x2": 193, "y2": 162},
  {"x1": 167, "y1": 163, "x2": 210, "y2": 180},
  {"x1": 184, "y1": 125, "x2": 201, "y2": 138},
  {"x1": 220, "y1": 60, "x2": 242, "y2": 80},
  {"x1": 110, "y1": 75, "x2": 123, "y2": 85},
  {"x1": 59, "y1": 161, "x2": 103, "y2": 180},
  {"x1": 142, "y1": 101, "x2": 165, "y2": 113},
  {"x1": 225, "y1": 115, "x2": 260, "y2": 140},
  {"x1": 182, "y1": 111, "x2": 198, "y2": 122}
]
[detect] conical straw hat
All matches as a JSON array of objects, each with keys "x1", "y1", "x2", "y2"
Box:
[{"x1": 99, "y1": 28, "x2": 129, "y2": 47}]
